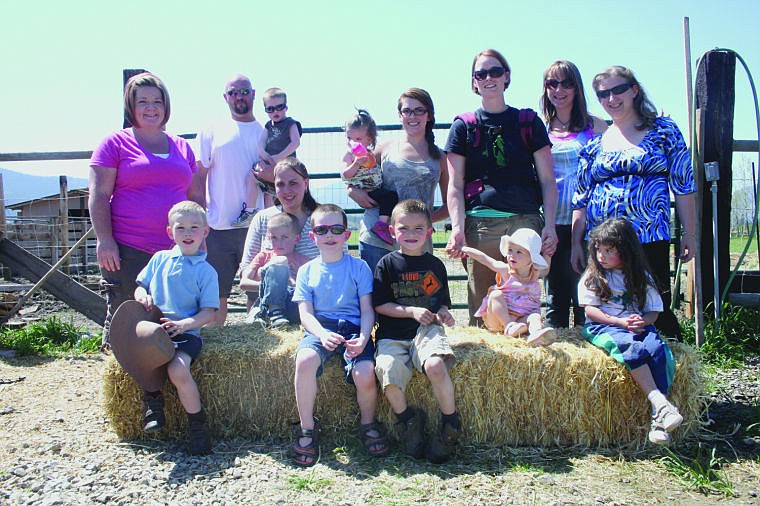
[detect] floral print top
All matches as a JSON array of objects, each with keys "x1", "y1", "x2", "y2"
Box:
[{"x1": 572, "y1": 116, "x2": 695, "y2": 243}]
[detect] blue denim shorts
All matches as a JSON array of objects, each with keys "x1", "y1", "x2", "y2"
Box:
[
  {"x1": 172, "y1": 333, "x2": 203, "y2": 362},
  {"x1": 296, "y1": 318, "x2": 375, "y2": 384}
]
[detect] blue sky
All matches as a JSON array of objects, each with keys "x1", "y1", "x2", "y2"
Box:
[{"x1": 2, "y1": 0, "x2": 759, "y2": 179}]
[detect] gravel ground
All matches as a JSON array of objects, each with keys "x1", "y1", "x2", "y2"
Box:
[{"x1": 0, "y1": 288, "x2": 759, "y2": 505}]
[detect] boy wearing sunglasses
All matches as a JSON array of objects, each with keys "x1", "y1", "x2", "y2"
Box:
[
  {"x1": 247, "y1": 87, "x2": 303, "y2": 210},
  {"x1": 289, "y1": 204, "x2": 389, "y2": 466},
  {"x1": 373, "y1": 199, "x2": 460, "y2": 463}
]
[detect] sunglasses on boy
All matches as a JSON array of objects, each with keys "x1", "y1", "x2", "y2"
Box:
[
  {"x1": 264, "y1": 103, "x2": 287, "y2": 113},
  {"x1": 595, "y1": 83, "x2": 634, "y2": 100},
  {"x1": 312, "y1": 224, "x2": 346, "y2": 235},
  {"x1": 225, "y1": 88, "x2": 252, "y2": 97},
  {"x1": 472, "y1": 66, "x2": 507, "y2": 81},
  {"x1": 545, "y1": 78, "x2": 574, "y2": 90}
]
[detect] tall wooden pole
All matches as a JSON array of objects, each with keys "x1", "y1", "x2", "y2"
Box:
[
  {"x1": 59, "y1": 176, "x2": 69, "y2": 274},
  {"x1": 695, "y1": 50, "x2": 736, "y2": 315}
]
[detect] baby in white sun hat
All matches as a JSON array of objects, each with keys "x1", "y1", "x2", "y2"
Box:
[{"x1": 461, "y1": 228, "x2": 556, "y2": 346}]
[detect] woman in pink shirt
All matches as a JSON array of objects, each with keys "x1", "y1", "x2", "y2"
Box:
[{"x1": 89, "y1": 72, "x2": 204, "y2": 348}]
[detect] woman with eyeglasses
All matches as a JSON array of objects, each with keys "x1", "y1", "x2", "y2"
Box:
[
  {"x1": 571, "y1": 65, "x2": 697, "y2": 340},
  {"x1": 239, "y1": 158, "x2": 321, "y2": 317},
  {"x1": 347, "y1": 88, "x2": 449, "y2": 271},
  {"x1": 540, "y1": 60, "x2": 608, "y2": 328},
  {"x1": 89, "y1": 72, "x2": 204, "y2": 349},
  {"x1": 445, "y1": 48, "x2": 558, "y2": 325}
]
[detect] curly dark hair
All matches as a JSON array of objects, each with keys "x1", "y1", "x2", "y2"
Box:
[{"x1": 584, "y1": 218, "x2": 657, "y2": 311}]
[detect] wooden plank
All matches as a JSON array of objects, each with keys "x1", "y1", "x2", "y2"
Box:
[{"x1": 0, "y1": 238, "x2": 105, "y2": 324}]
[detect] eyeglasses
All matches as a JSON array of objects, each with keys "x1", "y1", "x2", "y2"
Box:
[
  {"x1": 399, "y1": 107, "x2": 427, "y2": 118},
  {"x1": 264, "y1": 103, "x2": 287, "y2": 113},
  {"x1": 595, "y1": 83, "x2": 634, "y2": 100},
  {"x1": 545, "y1": 78, "x2": 574, "y2": 90},
  {"x1": 472, "y1": 66, "x2": 507, "y2": 81},
  {"x1": 312, "y1": 224, "x2": 346, "y2": 235},
  {"x1": 226, "y1": 88, "x2": 252, "y2": 97}
]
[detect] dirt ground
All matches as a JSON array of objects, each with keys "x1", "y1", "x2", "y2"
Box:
[{"x1": 0, "y1": 288, "x2": 759, "y2": 505}]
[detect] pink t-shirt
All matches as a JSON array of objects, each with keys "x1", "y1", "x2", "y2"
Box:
[{"x1": 90, "y1": 129, "x2": 197, "y2": 254}]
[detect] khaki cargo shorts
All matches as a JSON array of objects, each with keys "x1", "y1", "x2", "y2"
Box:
[{"x1": 375, "y1": 323, "x2": 456, "y2": 392}]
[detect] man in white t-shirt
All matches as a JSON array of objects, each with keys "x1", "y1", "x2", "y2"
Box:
[{"x1": 198, "y1": 74, "x2": 266, "y2": 325}]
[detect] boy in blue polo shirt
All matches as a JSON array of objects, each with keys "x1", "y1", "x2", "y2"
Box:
[{"x1": 134, "y1": 200, "x2": 219, "y2": 455}]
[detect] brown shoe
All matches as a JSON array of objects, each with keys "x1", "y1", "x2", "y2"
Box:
[
  {"x1": 425, "y1": 420, "x2": 462, "y2": 464},
  {"x1": 187, "y1": 411, "x2": 212, "y2": 456},
  {"x1": 395, "y1": 407, "x2": 427, "y2": 459}
]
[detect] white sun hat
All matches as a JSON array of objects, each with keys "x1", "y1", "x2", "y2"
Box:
[{"x1": 499, "y1": 228, "x2": 549, "y2": 274}]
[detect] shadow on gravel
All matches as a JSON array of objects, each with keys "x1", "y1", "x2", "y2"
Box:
[
  {"x1": 0, "y1": 354, "x2": 56, "y2": 368},
  {"x1": 278, "y1": 432, "x2": 577, "y2": 479}
]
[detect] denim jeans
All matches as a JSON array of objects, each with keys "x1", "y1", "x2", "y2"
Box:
[
  {"x1": 545, "y1": 225, "x2": 585, "y2": 328},
  {"x1": 359, "y1": 241, "x2": 392, "y2": 273},
  {"x1": 259, "y1": 263, "x2": 299, "y2": 322}
]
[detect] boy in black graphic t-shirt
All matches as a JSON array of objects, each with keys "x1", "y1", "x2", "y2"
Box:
[{"x1": 373, "y1": 199, "x2": 462, "y2": 464}]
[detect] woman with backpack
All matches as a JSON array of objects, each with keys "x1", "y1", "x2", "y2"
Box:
[{"x1": 445, "y1": 48, "x2": 558, "y2": 325}]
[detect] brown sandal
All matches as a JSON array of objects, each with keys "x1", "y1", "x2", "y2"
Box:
[
  {"x1": 360, "y1": 420, "x2": 390, "y2": 457},
  {"x1": 290, "y1": 418, "x2": 320, "y2": 467}
]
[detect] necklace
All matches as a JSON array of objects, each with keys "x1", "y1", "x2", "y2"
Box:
[{"x1": 554, "y1": 115, "x2": 570, "y2": 129}]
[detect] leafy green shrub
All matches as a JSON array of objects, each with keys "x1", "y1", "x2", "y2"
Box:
[
  {"x1": 0, "y1": 317, "x2": 101, "y2": 356},
  {"x1": 682, "y1": 304, "x2": 760, "y2": 366}
]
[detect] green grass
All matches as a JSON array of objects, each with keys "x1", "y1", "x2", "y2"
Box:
[
  {"x1": 729, "y1": 234, "x2": 758, "y2": 254},
  {"x1": 682, "y1": 305, "x2": 760, "y2": 366},
  {"x1": 0, "y1": 317, "x2": 100, "y2": 356},
  {"x1": 287, "y1": 469, "x2": 332, "y2": 492},
  {"x1": 660, "y1": 447, "x2": 735, "y2": 497}
]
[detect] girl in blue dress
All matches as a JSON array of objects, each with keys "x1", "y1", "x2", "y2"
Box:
[{"x1": 578, "y1": 218, "x2": 682, "y2": 445}]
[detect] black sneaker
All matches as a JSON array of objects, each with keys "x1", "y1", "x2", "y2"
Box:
[
  {"x1": 425, "y1": 420, "x2": 462, "y2": 463},
  {"x1": 268, "y1": 307, "x2": 290, "y2": 329},
  {"x1": 188, "y1": 414, "x2": 212, "y2": 456},
  {"x1": 142, "y1": 393, "x2": 165, "y2": 432},
  {"x1": 395, "y1": 407, "x2": 427, "y2": 459},
  {"x1": 246, "y1": 304, "x2": 269, "y2": 328}
]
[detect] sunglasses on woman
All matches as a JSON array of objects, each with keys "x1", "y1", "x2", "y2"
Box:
[
  {"x1": 472, "y1": 66, "x2": 506, "y2": 81},
  {"x1": 596, "y1": 83, "x2": 634, "y2": 100},
  {"x1": 264, "y1": 103, "x2": 287, "y2": 113},
  {"x1": 312, "y1": 224, "x2": 346, "y2": 235},
  {"x1": 545, "y1": 78, "x2": 574, "y2": 90}
]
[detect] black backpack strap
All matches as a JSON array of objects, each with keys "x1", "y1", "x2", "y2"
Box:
[{"x1": 518, "y1": 108, "x2": 537, "y2": 152}]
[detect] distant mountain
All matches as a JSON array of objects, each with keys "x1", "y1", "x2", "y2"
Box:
[{"x1": 0, "y1": 168, "x2": 88, "y2": 207}]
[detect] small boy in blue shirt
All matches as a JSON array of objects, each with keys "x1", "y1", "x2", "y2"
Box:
[
  {"x1": 134, "y1": 200, "x2": 219, "y2": 455},
  {"x1": 290, "y1": 204, "x2": 389, "y2": 466}
]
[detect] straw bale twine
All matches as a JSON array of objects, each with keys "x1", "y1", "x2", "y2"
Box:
[{"x1": 102, "y1": 324, "x2": 705, "y2": 447}]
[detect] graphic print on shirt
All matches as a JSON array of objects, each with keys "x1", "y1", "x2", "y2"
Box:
[{"x1": 391, "y1": 270, "x2": 444, "y2": 308}]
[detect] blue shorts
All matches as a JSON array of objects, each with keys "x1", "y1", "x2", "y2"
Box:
[
  {"x1": 172, "y1": 333, "x2": 203, "y2": 362},
  {"x1": 296, "y1": 318, "x2": 375, "y2": 385}
]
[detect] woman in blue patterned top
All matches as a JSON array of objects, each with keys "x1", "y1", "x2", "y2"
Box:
[
  {"x1": 541, "y1": 60, "x2": 608, "y2": 328},
  {"x1": 571, "y1": 66, "x2": 697, "y2": 340}
]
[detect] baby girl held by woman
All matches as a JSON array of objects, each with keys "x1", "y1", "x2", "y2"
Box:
[
  {"x1": 461, "y1": 228, "x2": 556, "y2": 346},
  {"x1": 341, "y1": 109, "x2": 399, "y2": 245}
]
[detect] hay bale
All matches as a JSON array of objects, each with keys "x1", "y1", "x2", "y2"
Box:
[{"x1": 102, "y1": 325, "x2": 705, "y2": 447}]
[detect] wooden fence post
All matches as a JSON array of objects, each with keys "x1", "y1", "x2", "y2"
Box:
[
  {"x1": 695, "y1": 50, "x2": 736, "y2": 313},
  {"x1": 59, "y1": 176, "x2": 69, "y2": 274}
]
